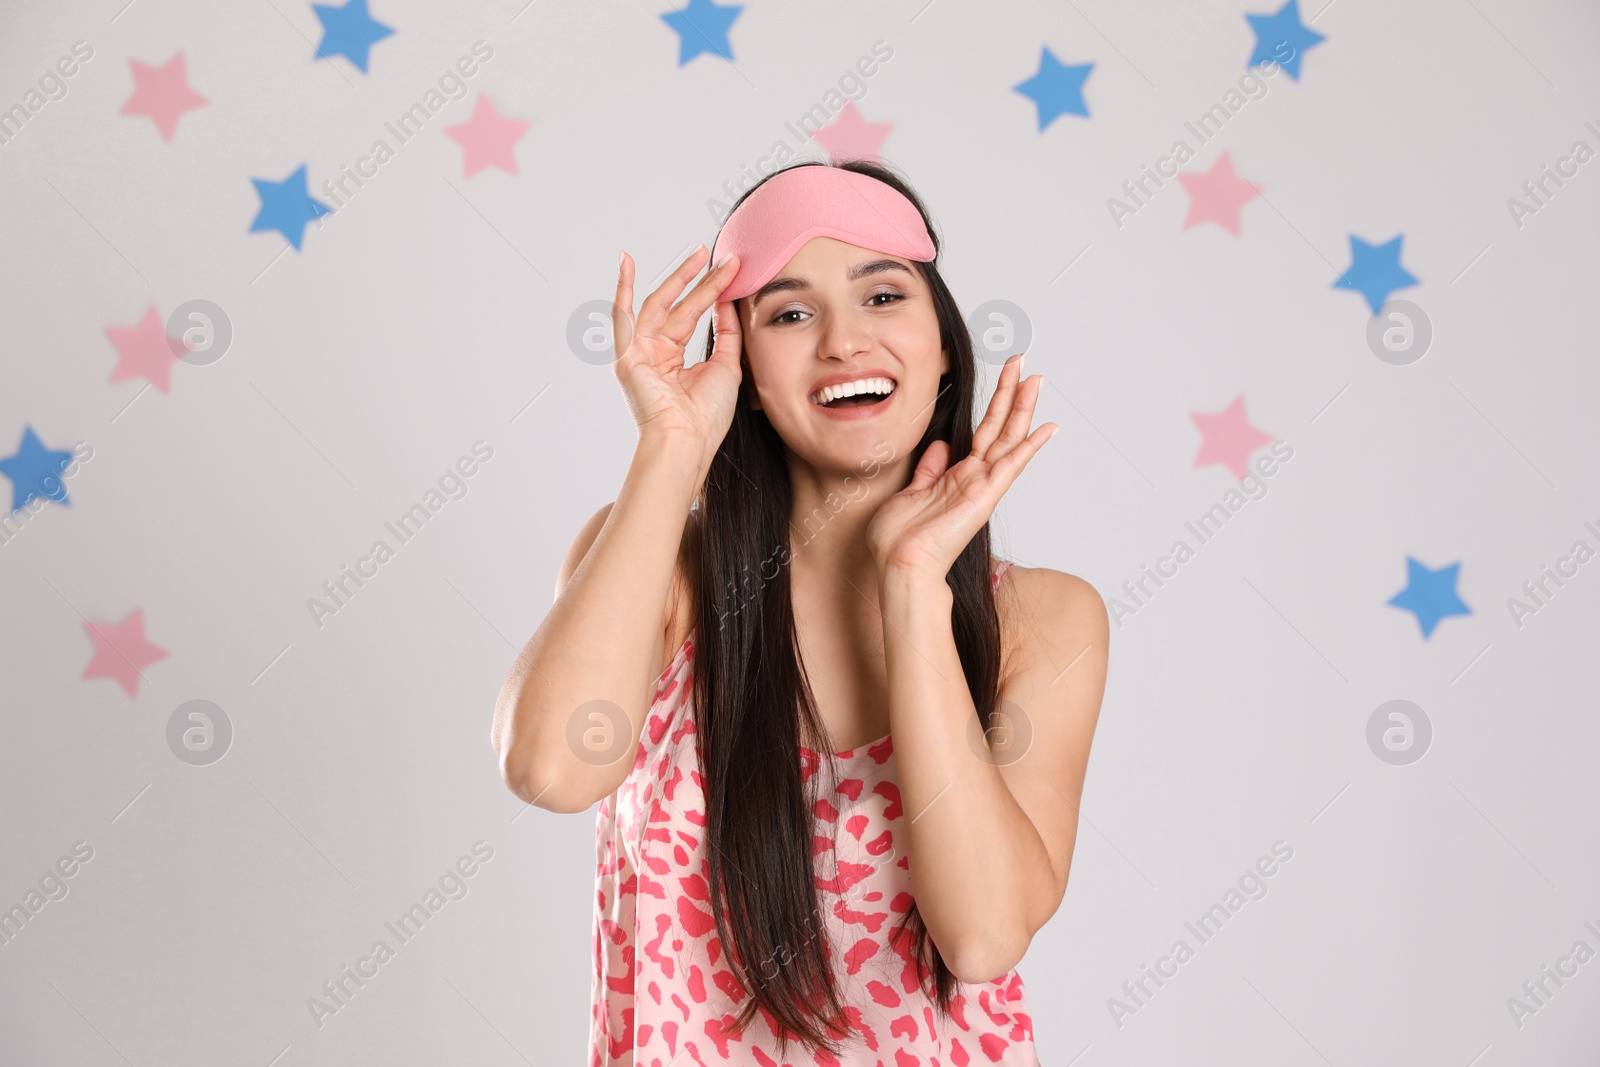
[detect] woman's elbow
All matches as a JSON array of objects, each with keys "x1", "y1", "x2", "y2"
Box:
[
  {"x1": 943, "y1": 928, "x2": 1030, "y2": 985},
  {"x1": 493, "y1": 682, "x2": 568, "y2": 810},
  {"x1": 503, "y1": 758, "x2": 584, "y2": 814},
  {"x1": 499, "y1": 734, "x2": 575, "y2": 813},
  {"x1": 498, "y1": 724, "x2": 618, "y2": 815}
]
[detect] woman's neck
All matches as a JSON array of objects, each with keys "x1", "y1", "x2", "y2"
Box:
[{"x1": 784, "y1": 450, "x2": 909, "y2": 578}]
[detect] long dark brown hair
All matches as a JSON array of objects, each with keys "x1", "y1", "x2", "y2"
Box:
[{"x1": 688, "y1": 159, "x2": 1003, "y2": 1055}]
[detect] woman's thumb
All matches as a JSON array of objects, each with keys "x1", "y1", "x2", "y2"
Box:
[
  {"x1": 708, "y1": 299, "x2": 742, "y2": 369},
  {"x1": 906, "y1": 440, "x2": 949, "y2": 492}
]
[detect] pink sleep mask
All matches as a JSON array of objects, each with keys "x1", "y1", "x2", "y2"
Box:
[{"x1": 710, "y1": 165, "x2": 937, "y2": 302}]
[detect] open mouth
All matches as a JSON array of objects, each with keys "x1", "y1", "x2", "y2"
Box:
[{"x1": 811, "y1": 376, "x2": 897, "y2": 409}]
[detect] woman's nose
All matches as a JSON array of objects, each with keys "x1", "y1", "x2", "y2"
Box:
[{"x1": 817, "y1": 313, "x2": 871, "y2": 361}]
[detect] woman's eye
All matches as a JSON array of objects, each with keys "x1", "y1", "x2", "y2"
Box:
[{"x1": 770, "y1": 292, "x2": 901, "y2": 324}]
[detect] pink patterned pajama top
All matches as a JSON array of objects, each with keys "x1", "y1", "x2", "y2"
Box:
[{"x1": 590, "y1": 558, "x2": 1038, "y2": 1066}]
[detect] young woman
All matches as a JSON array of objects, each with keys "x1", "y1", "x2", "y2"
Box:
[{"x1": 492, "y1": 160, "x2": 1109, "y2": 1066}]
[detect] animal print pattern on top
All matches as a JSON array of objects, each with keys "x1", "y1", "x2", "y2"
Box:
[{"x1": 589, "y1": 559, "x2": 1039, "y2": 1066}]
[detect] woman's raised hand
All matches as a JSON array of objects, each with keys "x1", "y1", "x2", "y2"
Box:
[
  {"x1": 866, "y1": 353, "x2": 1059, "y2": 580},
  {"x1": 612, "y1": 245, "x2": 743, "y2": 462}
]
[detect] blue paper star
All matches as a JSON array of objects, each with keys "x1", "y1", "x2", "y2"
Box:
[
  {"x1": 1246, "y1": 0, "x2": 1326, "y2": 80},
  {"x1": 250, "y1": 164, "x2": 332, "y2": 251},
  {"x1": 313, "y1": 0, "x2": 394, "y2": 73},
  {"x1": 660, "y1": 0, "x2": 742, "y2": 65},
  {"x1": 1013, "y1": 46, "x2": 1094, "y2": 131},
  {"x1": 1388, "y1": 556, "x2": 1471, "y2": 639},
  {"x1": 1334, "y1": 234, "x2": 1419, "y2": 314},
  {"x1": 0, "y1": 426, "x2": 74, "y2": 513}
]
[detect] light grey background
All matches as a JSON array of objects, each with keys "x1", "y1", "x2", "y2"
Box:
[{"x1": 2, "y1": 0, "x2": 1598, "y2": 1063}]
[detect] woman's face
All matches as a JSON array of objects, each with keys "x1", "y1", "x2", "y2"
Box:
[{"x1": 737, "y1": 236, "x2": 947, "y2": 474}]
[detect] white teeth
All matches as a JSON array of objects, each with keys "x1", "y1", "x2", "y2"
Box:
[{"x1": 813, "y1": 377, "x2": 896, "y2": 405}]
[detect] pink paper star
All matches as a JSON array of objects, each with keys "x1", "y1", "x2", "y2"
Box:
[
  {"x1": 443, "y1": 95, "x2": 529, "y2": 178},
  {"x1": 1176, "y1": 152, "x2": 1260, "y2": 236},
  {"x1": 83, "y1": 609, "x2": 169, "y2": 697},
  {"x1": 811, "y1": 100, "x2": 894, "y2": 164},
  {"x1": 1190, "y1": 393, "x2": 1275, "y2": 478},
  {"x1": 105, "y1": 307, "x2": 181, "y2": 394},
  {"x1": 120, "y1": 52, "x2": 208, "y2": 142}
]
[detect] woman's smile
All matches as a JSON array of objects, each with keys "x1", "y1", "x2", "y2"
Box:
[{"x1": 808, "y1": 370, "x2": 900, "y2": 420}]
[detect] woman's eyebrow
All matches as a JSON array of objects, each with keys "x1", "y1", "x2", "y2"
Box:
[
  {"x1": 750, "y1": 259, "x2": 914, "y2": 311},
  {"x1": 848, "y1": 259, "x2": 914, "y2": 281}
]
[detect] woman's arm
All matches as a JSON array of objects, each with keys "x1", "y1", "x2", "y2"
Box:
[
  {"x1": 879, "y1": 563, "x2": 1108, "y2": 982},
  {"x1": 492, "y1": 244, "x2": 742, "y2": 814},
  {"x1": 491, "y1": 435, "x2": 708, "y2": 814},
  {"x1": 863, "y1": 352, "x2": 1106, "y2": 981}
]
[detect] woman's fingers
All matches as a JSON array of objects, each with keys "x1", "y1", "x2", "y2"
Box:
[
  {"x1": 905, "y1": 439, "x2": 951, "y2": 493},
  {"x1": 613, "y1": 251, "x2": 637, "y2": 359},
  {"x1": 991, "y1": 420, "x2": 1059, "y2": 487},
  {"x1": 992, "y1": 372, "x2": 1045, "y2": 455},
  {"x1": 659, "y1": 253, "x2": 740, "y2": 346},
  {"x1": 617, "y1": 246, "x2": 738, "y2": 375},
  {"x1": 636, "y1": 244, "x2": 711, "y2": 338},
  {"x1": 707, "y1": 297, "x2": 743, "y2": 372},
  {"x1": 971, "y1": 353, "x2": 1025, "y2": 457},
  {"x1": 954, "y1": 419, "x2": 1056, "y2": 522}
]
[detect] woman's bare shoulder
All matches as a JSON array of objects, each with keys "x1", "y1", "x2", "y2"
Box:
[
  {"x1": 555, "y1": 501, "x2": 614, "y2": 597},
  {"x1": 995, "y1": 560, "x2": 1108, "y2": 680}
]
